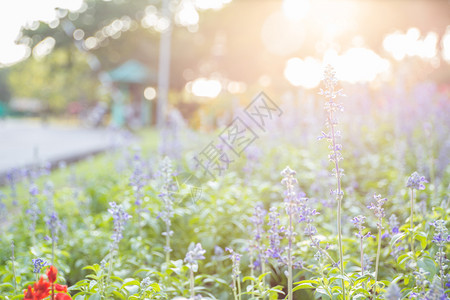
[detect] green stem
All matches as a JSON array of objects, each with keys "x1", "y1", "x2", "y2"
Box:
[
  {"x1": 165, "y1": 222, "x2": 171, "y2": 265},
  {"x1": 375, "y1": 227, "x2": 381, "y2": 283},
  {"x1": 232, "y1": 278, "x2": 238, "y2": 300},
  {"x1": 11, "y1": 241, "x2": 17, "y2": 293},
  {"x1": 51, "y1": 236, "x2": 55, "y2": 266},
  {"x1": 337, "y1": 197, "x2": 345, "y2": 298},
  {"x1": 288, "y1": 212, "x2": 293, "y2": 300},
  {"x1": 410, "y1": 189, "x2": 414, "y2": 254},
  {"x1": 360, "y1": 237, "x2": 364, "y2": 278},
  {"x1": 190, "y1": 269, "x2": 195, "y2": 299},
  {"x1": 237, "y1": 274, "x2": 242, "y2": 300},
  {"x1": 261, "y1": 260, "x2": 266, "y2": 300}
]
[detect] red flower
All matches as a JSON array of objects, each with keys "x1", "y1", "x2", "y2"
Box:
[
  {"x1": 24, "y1": 285, "x2": 34, "y2": 300},
  {"x1": 32, "y1": 276, "x2": 50, "y2": 299},
  {"x1": 55, "y1": 284, "x2": 68, "y2": 292},
  {"x1": 55, "y1": 293, "x2": 72, "y2": 300},
  {"x1": 23, "y1": 267, "x2": 72, "y2": 300},
  {"x1": 47, "y1": 266, "x2": 58, "y2": 283}
]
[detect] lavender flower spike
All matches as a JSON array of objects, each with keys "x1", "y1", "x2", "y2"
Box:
[
  {"x1": 406, "y1": 172, "x2": 428, "y2": 190},
  {"x1": 184, "y1": 243, "x2": 206, "y2": 272},
  {"x1": 108, "y1": 202, "x2": 132, "y2": 251}
]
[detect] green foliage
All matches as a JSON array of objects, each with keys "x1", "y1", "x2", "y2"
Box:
[{"x1": 7, "y1": 47, "x2": 100, "y2": 113}]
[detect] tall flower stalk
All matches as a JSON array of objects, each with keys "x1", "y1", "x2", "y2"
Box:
[
  {"x1": 430, "y1": 220, "x2": 450, "y2": 288},
  {"x1": 368, "y1": 194, "x2": 387, "y2": 286},
  {"x1": 319, "y1": 65, "x2": 346, "y2": 297},
  {"x1": 27, "y1": 184, "x2": 40, "y2": 246},
  {"x1": 350, "y1": 215, "x2": 374, "y2": 277},
  {"x1": 226, "y1": 248, "x2": 242, "y2": 300},
  {"x1": 250, "y1": 203, "x2": 267, "y2": 292},
  {"x1": 45, "y1": 212, "x2": 63, "y2": 265},
  {"x1": 107, "y1": 202, "x2": 131, "y2": 282},
  {"x1": 280, "y1": 167, "x2": 298, "y2": 300},
  {"x1": 406, "y1": 172, "x2": 427, "y2": 254},
  {"x1": 158, "y1": 157, "x2": 177, "y2": 264},
  {"x1": 130, "y1": 149, "x2": 146, "y2": 235},
  {"x1": 184, "y1": 243, "x2": 206, "y2": 299}
]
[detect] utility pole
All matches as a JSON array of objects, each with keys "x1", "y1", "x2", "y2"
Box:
[{"x1": 157, "y1": 0, "x2": 173, "y2": 129}]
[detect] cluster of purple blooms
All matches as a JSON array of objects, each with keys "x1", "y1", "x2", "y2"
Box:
[
  {"x1": 351, "y1": 215, "x2": 374, "y2": 240},
  {"x1": 249, "y1": 203, "x2": 266, "y2": 271},
  {"x1": 44, "y1": 212, "x2": 64, "y2": 243},
  {"x1": 108, "y1": 202, "x2": 131, "y2": 251},
  {"x1": 406, "y1": 172, "x2": 428, "y2": 190},
  {"x1": 26, "y1": 184, "x2": 41, "y2": 233},
  {"x1": 32, "y1": 258, "x2": 49, "y2": 274},
  {"x1": 0, "y1": 192, "x2": 6, "y2": 220},
  {"x1": 264, "y1": 167, "x2": 322, "y2": 270},
  {"x1": 129, "y1": 150, "x2": 146, "y2": 207},
  {"x1": 368, "y1": 194, "x2": 387, "y2": 230},
  {"x1": 225, "y1": 247, "x2": 242, "y2": 283},
  {"x1": 184, "y1": 243, "x2": 206, "y2": 272},
  {"x1": 430, "y1": 220, "x2": 450, "y2": 290},
  {"x1": 409, "y1": 268, "x2": 448, "y2": 299}
]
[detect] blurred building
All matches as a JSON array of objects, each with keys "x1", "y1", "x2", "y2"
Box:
[{"x1": 107, "y1": 59, "x2": 157, "y2": 127}]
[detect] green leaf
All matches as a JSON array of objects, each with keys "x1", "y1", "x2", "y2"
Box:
[
  {"x1": 121, "y1": 280, "x2": 140, "y2": 288},
  {"x1": 292, "y1": 283, "x2": 315, "y2": 292},
  {"x1": 390, "y1": 233, "x2": 406, "y2": 248},
  {"x1": 89, "y1": 293, "x2": 101, "y2": 300},
  {"x1": 242, "y1": 276, "x2": 256, "y2": 282},
  {"x1": 414, "y1": 232, "x2": 428, "y2": 249},
  {"x1": 294, "y1": 279, "x2": 318, "y2": 285},
  {"x1": 417, "y1": 257, "x2": 437, "y2": 278},
  {"x1": 258, "y1": 272, "x2": 271, "y2": 281}
]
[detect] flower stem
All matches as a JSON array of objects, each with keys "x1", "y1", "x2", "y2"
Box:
[
  {"x1": 11, "y1": 241, "x2": 17, "y2": 293},
  {"x1": 190, "y1": 269, "x2": 195, "y2": 299},
  {"x1": 329, "y1": 108, "x2": 346, "y2": 299},
  {"x1": 287, "y1": 212, "x2": 293, "y2": 300},
  {"x1": 51, "y1": 236, "x2": 55, "y2": 266},
  {"x1": 360, "y1": 237, "x2": 364, "y2": 278},
  {"x1": 375, "y1": 227, "x2": 381, "y2": 283},
  {"x1": 237, "y1": 274, "x2": 242, "y2": 300},
  {"x1": 337, "y1": 196, "x2": 345, "y2": 297},
  {"x1": 410, "y1": 188, "x2": 414, "y2": 254},
  {"x1": 165, "y1": 222, "x2": 171, "y2": 265}
]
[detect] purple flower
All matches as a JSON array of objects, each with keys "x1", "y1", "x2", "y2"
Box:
[
  {"x1": 27, "y1": 183, "x2": 41, "y2": 233},
  {"x1": 45, "y1": 212, "x2": 64, "y2": 242},
  {"x1": 130, "y1": 149, "x2": 146, "y2": 206},
  {"x1": 406, "y1": 172, "x2": 428, "y2": 190},
  {"x1": 430, "y1": 220, "x2": 450, "y2": 246},
  {"x1": 384, "y1": 282, "x2": 401, "y2": 300},
  {"x1": 350, "y1": 215, "x2": 374, "y2": 240},
  {"x1": 226, "y1": 247, "x2": 242, "y2": 281},
  {"x1": 108, "y1": 202, "x2": 131, "y2": 250},
  {"x1": 389, "y1": 214, "x2": 400, "y2": 235},
  {"x1": 368, "y1": 194, "x2": 387, "y2": 229},
  {"x1": 158, "y1": 157, "x2": 177, "y2": 254},
  {"x1": 29, "y1": 184, "x2": 39, "y2": 197},
  {"x1": 265, "y1": 207, "x2": 284, "y2": 260},
  {"x1": 32, "y1": 258, "x2": 49, "y2": 273},
  {"x1": 249, "y1": 203, "x2": 267, "y2": 269},
  {"x1": 184, "y1": 243, "x2": 206, "y2": 272}
]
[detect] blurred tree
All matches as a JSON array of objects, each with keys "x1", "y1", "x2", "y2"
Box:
[
  {"x1": 8, "y1": 47, "x2": 99, "y2": 113},
  {"x1": 0, "y1": 69, "x2": 11, "y2": 102}
]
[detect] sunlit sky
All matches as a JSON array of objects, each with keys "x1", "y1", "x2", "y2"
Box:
[
  {"x1": 0, "y1": 0, "x2": 83, "y2": 66},
  {"x1": 0, "y1": 0, "x2": 449, "y2": 94}
]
